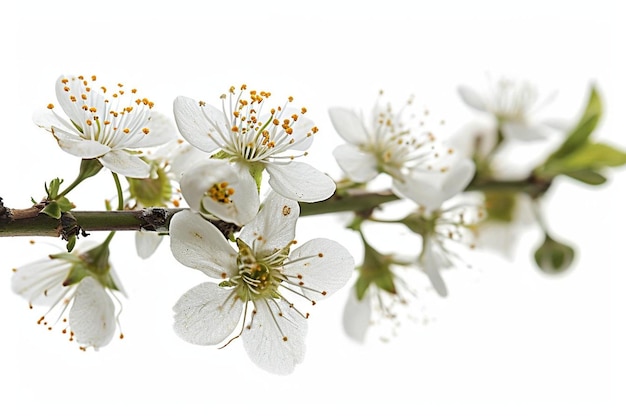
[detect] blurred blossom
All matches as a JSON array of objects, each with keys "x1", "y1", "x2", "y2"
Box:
[
  {"x1": 329, "y1": 91, "x2": 454, "y2": 191},
  {"x1": 458, "y1": 76, "x2": 557, "y2": 142},
  {"x1": 343, "y1": 263, "x2": 432, "y2": 343},
  {"x1": 401, "y1": 158, "x2": 484, "y2": 297}
]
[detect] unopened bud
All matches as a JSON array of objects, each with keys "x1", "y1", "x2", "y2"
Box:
[{"x1": 533, "y1": 234, "x2": 575, "y2": 274}]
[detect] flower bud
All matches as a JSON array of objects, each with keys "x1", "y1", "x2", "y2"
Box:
[{"x1": 533, "y1": 234, "x2": 575, "y2": 274}]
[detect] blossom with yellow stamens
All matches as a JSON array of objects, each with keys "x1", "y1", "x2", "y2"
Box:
[
  {"x1": 169, "y1": 192, "x2": 354, "y2": 374},
  {"x1": 329, "y1": 90, "x2": 453, "y2": 188},
  {"x1": 34, "y1": 75, "x2": 174, "y2": 178},
  {"x1": 173, "y1": 85, "x2": 335, "y2": 202}
]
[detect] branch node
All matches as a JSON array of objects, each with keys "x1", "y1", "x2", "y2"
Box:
[{"x1": 60, "y1": 211, "x2": 89, "y2": 242}]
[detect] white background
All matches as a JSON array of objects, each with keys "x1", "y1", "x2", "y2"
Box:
[{"x1": 1, "y1": 2, "x2": 624, "y2": 416}]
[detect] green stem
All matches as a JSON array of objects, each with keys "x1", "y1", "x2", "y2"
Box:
[
  {"x1": 0, "y1": 174, "x2": 554, "y2": 238},
  {"x1": 58, "y1": 159, "x2": 104, "y2": 198},
  {"x1": 57, "y1": 176, "x2": 84, "y2": 199},
  {"x1": 112, "y1": 172, "x2": 124, "y2": 211}
]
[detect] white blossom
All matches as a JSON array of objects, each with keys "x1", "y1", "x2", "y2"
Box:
[
  {"x1": 173, "y1": 85, "x2": 336, "y2": 202},
  {"x1": 178, "y1": 159, "x2": 259, "y2": 226},
  {"x1": 416, "y1": 196, "x2": 484, "y2": 297},
  {"x1": 169, "y1": 192, "x2": 354, "y2": 374},
  {"x1": 458, "y1": 77, "x2": 556, "y2": 141},
  {"x1": 329, "y1": 91, "x2": 453, "y2": 188},
  {"x1": 343, "y1": 268, "x2": 432, "y2": 344},
  {"x1": 11, "y1": 244, "x2": 125, "y2": 350},
  {"x1": 33, "y1": 75, "x2": 174, "y2": 178},
  {"x1": 393, "y1": 156, "x2": 476, "y2": 211}
]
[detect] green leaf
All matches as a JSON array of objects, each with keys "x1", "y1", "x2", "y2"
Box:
[
  {"x1": 564, "y1": 169, "x2": 607, "y2": 185},
  {"x1": 561, "y1": 142, "x2": 626, "y2": 169},
  {"x1": 66, "y1": 235, "x2": 77, "y2": 252},
  {"x1": 543, "y1": 142, "x2": 626, "y2": 176},
  {"x1": 545, "y1": 85, "x2": 602, "y2": 162},
  {"x1": 56, "y1": 196, "x2": 75, "y2": 212},
  {"x1": 40, "y1": 201, "x2": 61, "y2": 219},
  {"x1": 46, "y1": 178, "x2": 63, "y2": 199}
]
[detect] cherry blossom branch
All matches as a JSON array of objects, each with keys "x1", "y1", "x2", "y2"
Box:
[{"x1": 0, "y1": 175, "x2": 552, "y2": 238}]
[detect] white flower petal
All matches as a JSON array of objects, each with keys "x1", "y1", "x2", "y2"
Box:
[
  {"x1": 283, "y1": 238, "x2": 354, "y2": 301},
  {"x1": 52, "y1": 127, "x2": 112, "y2": 158},
  {"x1": 242, "y1": 298, "x2": 307, "y2": 375},
  {"x1": 32, "y1": 108, "x2": 75, "y2": 132},
  {"x1": 332, "y1": 144, "x2": 379, "y2": 183},
  {"x1": 421, "y1": 241, "x2": 449, "y2": 297},
  {"x1": 173, "y1": 282, "x2": 242, "y2": 345},
  {"x1": 180, "y1": 159, "x2": 259, "y2": 225},
  {"x1": 126, "y1": 111, "x2": 178, "y2": 148},
  {"x1": 108, "y1": 265, "x2": 127, "y2": 297},
  {"x1": 168, "y1": 142, "x2": 208, "y2": 180},
  {"x1": 169, "y1": 210, "x2": 238, "y2": 279},
  {"x1": 342, "y1": 287, "x2": 372, "y2": 343},
  {"x1": 393, "y1": 172, "x2": 445, "y2": 211},
  {"x1": 99, "y1": 149, "x2": 151, "y2": 178},
  {"x1": 135, "y1": 231, "x2": 163, "y2": 259},
  {"x1": 394, "y1": 157, "x2": 475, "y2": 210},
  {"x1": 11, "y1": 259, "x2": 72, "y2": 307},
  {"x1": 502, "y1": 121, "x2": 549, "y2": 141},
  {"x1": 69, "y1": 277, "x2": 116, "y2": 349},
  {"x1": 173, "y1": 96, "x2": 223, "y2": 153},
  {"x1": 458, "y1": 85, "x2": 488, "y2": 112},
  {"x1": 266, "y1": 161, "x2": 336, "y2": 203},
  {"x1": 328, "y1": 107, "x2": 369, "y2": 145},
  {"x1": 285, "y1": 115, "x2": 315, "y2": 151},
  {"x1": 438, "y1": 158, "x2": 476, "y2": 200},
  {"x1": 238, "y1": 192, "x2": 299, "y2": 254}
]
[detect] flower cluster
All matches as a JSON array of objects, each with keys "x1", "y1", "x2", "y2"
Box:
[
  {"x1": 10, "y1": 72, "x2": 624, "y2": 374},
  {"x1": 329, "y1": 91, "x2": 483, "y2": 339}
]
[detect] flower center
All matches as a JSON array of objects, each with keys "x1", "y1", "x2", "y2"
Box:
[
  {"x1": 207, "y1": 181, "x2": 235, "y2": 204},
  {"x1": 235, "y1": 239, "x2": 285, "y2": 300},
  {"x1": 216, "y1": 84, "x2": 317, "y2": 163},
  {"x1": 492, "y1": 79, "x2": 538, "y2": 122}
]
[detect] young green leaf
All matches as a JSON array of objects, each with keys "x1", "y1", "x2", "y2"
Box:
[{"x1": 543, "y1": 85, "x2": 602, "y2": 164}]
